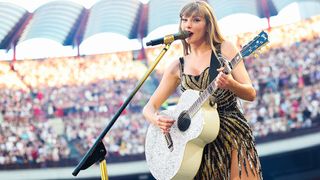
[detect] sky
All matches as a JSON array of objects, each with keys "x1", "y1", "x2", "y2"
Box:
[{"x1": 0, "y1": 0, "x2": 303, "y2": 60}]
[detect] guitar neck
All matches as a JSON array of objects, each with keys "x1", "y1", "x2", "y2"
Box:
[{"x1": 187, "y1": 51, "x2": 243, "y2": 117}]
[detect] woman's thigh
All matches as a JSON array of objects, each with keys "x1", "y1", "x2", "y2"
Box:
[{"x1": 230, "y1": 149, "x2": 260, "y2": 180}]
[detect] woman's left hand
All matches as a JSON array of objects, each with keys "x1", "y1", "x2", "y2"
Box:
[{"x1": 215, "y1": 67, "x2": 236, "y2": 90}]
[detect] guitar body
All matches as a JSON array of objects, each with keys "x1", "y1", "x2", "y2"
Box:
[{"x1": 145, "y1": 89, "x2": 220, "y2": 180}]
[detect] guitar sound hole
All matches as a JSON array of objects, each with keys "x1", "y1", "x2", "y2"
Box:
[{"x1": 177, "y1": 111, "x2": 191, "y2": 132}]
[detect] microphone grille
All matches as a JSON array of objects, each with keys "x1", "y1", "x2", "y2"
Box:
[{"x1": 181, "y1": 31, "x2": 191, "y2": 38}]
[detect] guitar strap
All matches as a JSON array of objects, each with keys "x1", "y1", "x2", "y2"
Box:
[{"x1": 209, "y1": 47, "x2": 221, "y2": 83}]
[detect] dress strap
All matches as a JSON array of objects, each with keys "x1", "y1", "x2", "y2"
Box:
[
  {"x1": 215, "y1": 43, "x2": 221, "y2": 54},
  {"x1": 179, "y1": 57, "x2": 185, "y2": 77},
  {"x1": 209, "y1": 46, "x2": 222, "y2": 83},
  {"x1": 215, "y1": 44, "x2": 223, "y2": 64}
]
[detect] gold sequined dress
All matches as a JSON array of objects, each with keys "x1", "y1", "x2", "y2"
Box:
[{"x1": 178, "y1": 50, "x2": 263, "y2": 180}]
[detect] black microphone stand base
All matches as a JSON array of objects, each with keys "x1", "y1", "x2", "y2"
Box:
[{"x1": 73, "y1": 141, "x2": 109, "y2": 179}]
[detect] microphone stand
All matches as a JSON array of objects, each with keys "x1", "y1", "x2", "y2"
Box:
[{"x1": 72, "y1": 42, "x2": 173, "y2": 178}]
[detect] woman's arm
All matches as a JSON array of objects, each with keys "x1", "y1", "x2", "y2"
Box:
[
  {"x1": 143, "y1": 59, "x2": 181, "y2": 132},
  {"x1": 216, "y1": 40, "x2": 256, "y2": 101}
]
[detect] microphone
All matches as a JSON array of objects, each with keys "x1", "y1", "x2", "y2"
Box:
[{"x1": 146, "y1": 31, "x2": 190, "y2": 46}]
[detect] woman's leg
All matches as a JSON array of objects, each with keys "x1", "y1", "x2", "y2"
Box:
[{"x1": 230, "y1": 149, "x2": 260, "y2": 180}]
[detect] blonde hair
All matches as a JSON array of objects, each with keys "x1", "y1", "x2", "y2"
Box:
[{"x1": 179, "y1": 0, "x2": 225, "y2": 55}]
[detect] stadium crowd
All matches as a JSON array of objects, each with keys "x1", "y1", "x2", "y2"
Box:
[{"x1": 0, "y1": 16, "x2": 319, "y2": 168}]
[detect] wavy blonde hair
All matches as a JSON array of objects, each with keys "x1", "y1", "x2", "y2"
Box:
[{"x1": 179, "y1": 0, "x2": 225, "y2": 55}]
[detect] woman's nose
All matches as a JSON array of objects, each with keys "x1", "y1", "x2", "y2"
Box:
[
  {"x1": 187, "y1": 20, "x2": 192, "y2": 27},
  {"x1": 184, "y1": 21, "x2": 192, "y2": 29}
]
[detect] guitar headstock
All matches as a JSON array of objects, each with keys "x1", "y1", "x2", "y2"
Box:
[{"x1": 241, "y1": 31, "x2": 269, "y2": 58}]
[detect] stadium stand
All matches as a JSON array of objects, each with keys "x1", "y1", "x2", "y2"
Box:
[{"x1": 0, "y1": 0, "x2": 320, "y2": 179}]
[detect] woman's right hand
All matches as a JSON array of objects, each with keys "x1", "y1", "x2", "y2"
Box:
[{"x1": 155, "y1": 113, "x2": 175, "y2": 134}]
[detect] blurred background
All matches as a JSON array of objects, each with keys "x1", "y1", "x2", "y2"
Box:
[{"x1": 0, "y1": 0, "x2": 319, "y2": 179}]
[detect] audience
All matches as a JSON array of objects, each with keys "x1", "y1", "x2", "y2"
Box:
[{"x1": 0, "y1": 16, "x2": 319, "y2": 168}]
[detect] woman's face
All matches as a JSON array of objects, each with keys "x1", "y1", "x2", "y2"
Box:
[{"x1": 180, "y1": 12, "x2": 207, "y2": 45}]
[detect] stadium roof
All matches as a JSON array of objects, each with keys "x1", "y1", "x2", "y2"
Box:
[{"x1": 0, "y1": 0, "x2": 320, "y2": 51}]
